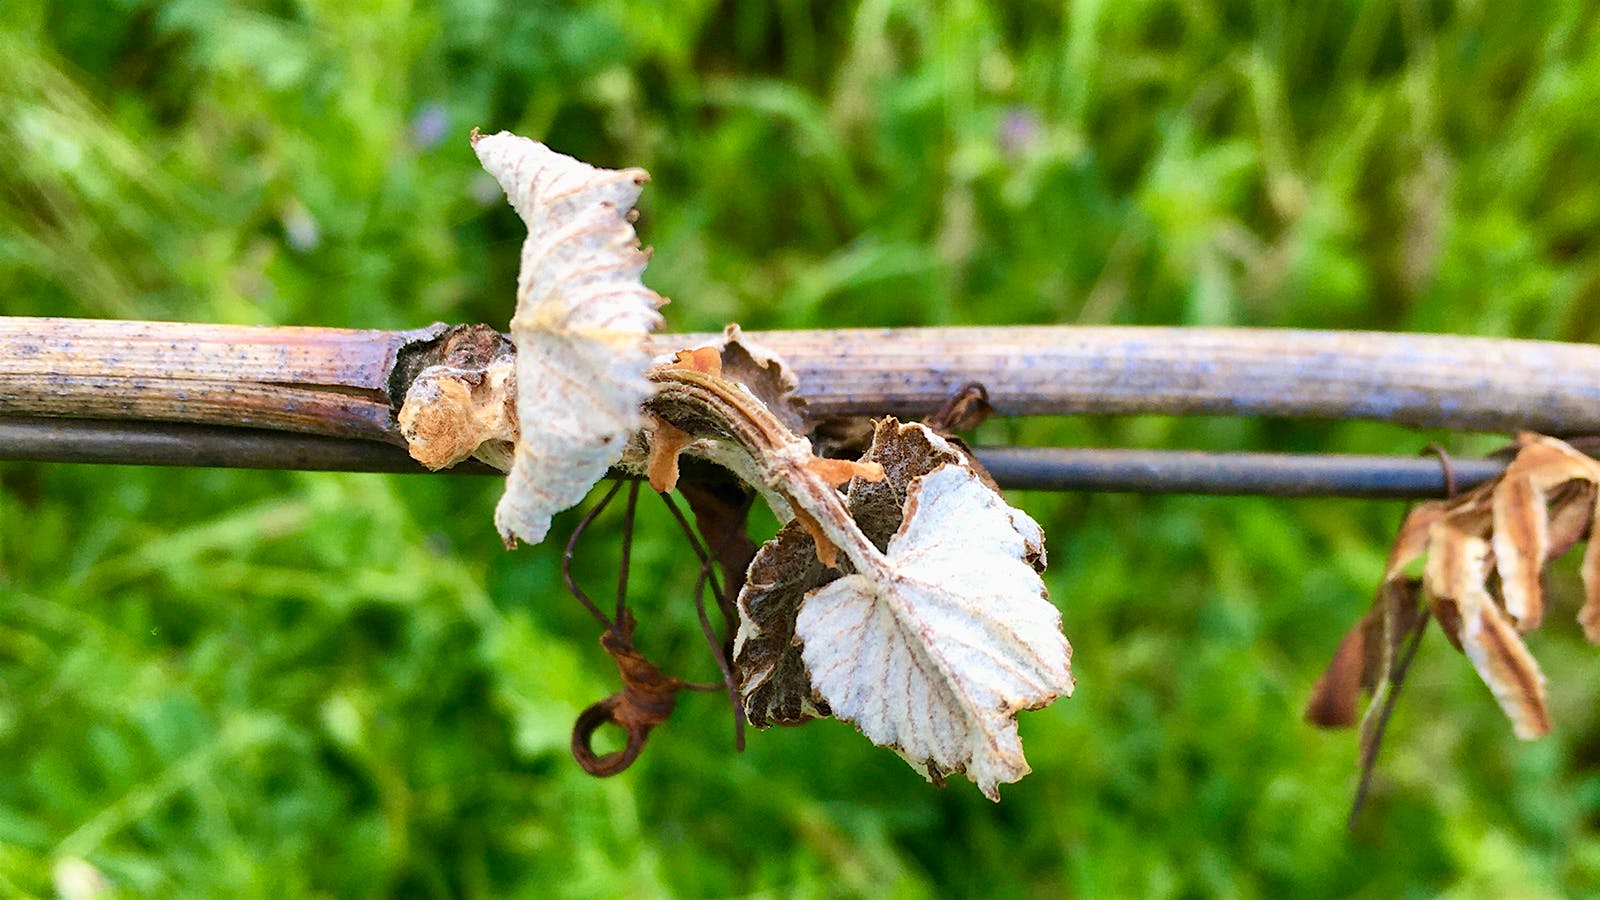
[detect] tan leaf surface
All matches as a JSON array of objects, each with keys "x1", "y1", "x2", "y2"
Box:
[
  {"x1": 735, "y1": 515, "x2": 835, "y2": 727},
  {"x1": 471, "y1": 130, "x2": 666, "y2": 547},
  {"x1": 797, "y1": 463, "x2": 1073, "y2": 800},
  {"x1": 1491, "y1": 438, "x2": 1598, "y2": 629},
  {"x1": 1426, "y1": 524, "x2": 1549, "y2": 738}
]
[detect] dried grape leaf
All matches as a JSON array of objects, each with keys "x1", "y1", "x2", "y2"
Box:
[
  {"x1": 798, "y1": 463, "x2": 1073, "y2": 800},
  {"x1": 471, "y1": 130, "x2": 667, "y2": 547},
  {"x1": 1491, "y1": 439, "x2": 1600, "y2": 630},
  {"x1": 1426, "y1": 524, "x2": 1549, "y2": 737},
  {"x1": 1312, "y1": 433, "x2": 1600, "y2": 761},
  {"x1": 734, "y1": 418, "x2": 1069, "y2": 799},
  {"x1": 736, "y1": 419, "x2": 979, "y2": 726}
]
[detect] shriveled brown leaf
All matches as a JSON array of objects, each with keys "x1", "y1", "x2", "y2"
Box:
[
  {"x1": 1306, "y1": 609, "x2": 1380, "y2": 728},
  {"x1": 1350, "y1": 576, "x2": 1429, "y2": 824},
  {"x1": 1306, "y1": 577, "x2": 1421, "y2": 730},
  {"x1": 1376, "y1": 576, "x2": 1428, "y2": 684},
  {"x1": 734, "y1": 516, "x2": 834, "y2": 727},
  {"x1": 1463, "y1": 597, "x2": 1551, "y2": 739},
  {"x1": 791, "y1": 508, "x2": 840, "y2": 569},
  {"x1": 1317, "y1": 433, "x2": 1600, "y2": 806},
  {"x1": 1490, "y1": 437, "x2": 1600, "y2": 629},
  {"x1": 1426, "y1": 523, "x2": 1549, "y2": 738},
  {"x1": 1543, "y1": 482, "x2": 1595, "y2": 563},
  {"x1": 1493, "y1": 467, "x2": 1548, "y2": 629},
  {"x1": 1382, "y1": 500, "x2": 1453, "y2": 582},
  {"x1": 1423, "y1": 523, "x2": 1481, "y2": 654},
  {"x1": 848, "y1": 419, "x2": 968, "y2": 545}
]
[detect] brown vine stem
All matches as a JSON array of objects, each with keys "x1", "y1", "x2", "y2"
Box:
[
  {"x1": 5, "y1": 317, "x2": 1600, "y2": 436},
  {"x1": 0, "y1": 317, "x2": 447, "y2": 442}
]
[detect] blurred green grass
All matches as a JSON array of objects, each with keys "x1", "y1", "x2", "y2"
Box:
[{"x1": 4, "y1": 0, "x2": 1600, "y2": 896}]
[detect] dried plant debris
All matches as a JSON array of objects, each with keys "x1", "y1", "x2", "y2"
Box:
[
  {"x1": 734, "y1": 419, "x2": 1069, "y2": 800},
  {"x1": 470, "y1": 129, "x2": 667, "y2": 548},
  {"x1": 440, "y1": 136, "x2": 1075, "y2": 799},
  {"x1": 1310, "y1": 433, "x2": 1600, "y2": 790},
  {"x1": 648, "y1": 347, "x2": 1070, "y2": 798}
]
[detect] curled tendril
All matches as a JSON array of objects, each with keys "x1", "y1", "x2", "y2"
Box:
[
  {"x1": 571, "y1": 610, "x2": 715, "y2": 776},
  {"x1": 563, "y1": 479, "x2": 745, "y2": 776}
]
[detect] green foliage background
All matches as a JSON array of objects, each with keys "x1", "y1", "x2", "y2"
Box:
[{"x1": 4, "y1": 1, "x2": 1600, "y2": 896}]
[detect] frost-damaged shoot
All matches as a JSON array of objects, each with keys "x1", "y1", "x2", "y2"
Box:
[{"x1": 399, "y1": 131, "x2": 1074, "y2": 800}]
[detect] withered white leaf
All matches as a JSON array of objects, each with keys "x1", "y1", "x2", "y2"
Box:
[
  {"x1": 472, "y1": 130, "x2": 666, "y2": 547},
  {"x1": 797, "y1": 462, "x2": 1074, "y2": 801},
  {"x1": 735, "y1": 419, "x2": 1033, "y2": 730}
]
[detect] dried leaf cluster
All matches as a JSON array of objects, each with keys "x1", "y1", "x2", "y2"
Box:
[
  {"x1": 1309, "y1": 434, "x2": 1600, "y2": 781},
  {"x1": 645, "y1": 346, "x2": 1073, "y2": 800},
  {"x1": 398, "y1": 131, "x2": 1075, "y2": 800}
]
